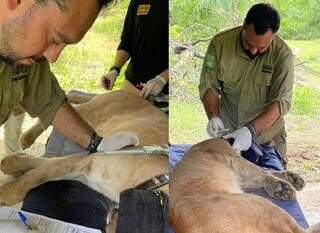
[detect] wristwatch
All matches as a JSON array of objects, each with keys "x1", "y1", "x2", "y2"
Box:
[
  {"x1": 109, "y1": 66, "x2": 121, "y2": 76},
  {"x1": 245, "y1": 122, "x2": 257, "y2": 136},
  {"x1": 87, "y1": 132, "x2": 103, "y2": 153}
]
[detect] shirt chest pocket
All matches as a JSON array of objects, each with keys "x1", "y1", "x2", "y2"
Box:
[
  {"x1": 219, "y1": 64, "x2": 243, "y2": 96},
  {"x1": 252, "y1": 72, "x2": 273, "y2": 104},
  {"x1": 221, "y1": 79, "x2": 242, "y2": 96}
]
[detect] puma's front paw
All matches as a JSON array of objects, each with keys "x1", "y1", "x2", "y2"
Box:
[
  {"x1": 271, "y1": 171, "x2": 305, "y2": 191},
  {"x1": 264, "y1": 175, "x2": 296, "y2": 200}
]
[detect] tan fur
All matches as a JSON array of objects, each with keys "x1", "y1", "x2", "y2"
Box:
[
  {"x1": 120, "y1": 79, "x2": 141, "y2": 96},
  {"x1": 0, "y1": 91, "x2": 168, "y2": 233},
  {"x1": 20, "y1": 81, "x2": 142, "y2": 150},
  {"x1": 20, "y1": 89, "x2": 167, "y2": 149},
  {"x1": 20, "y1": 121, "x2": 44, "y2": 150},
  {"x1": 170, "y1": 139, "x2": 319, "y2": 233}
]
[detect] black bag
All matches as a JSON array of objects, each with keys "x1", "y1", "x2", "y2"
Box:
[
  {"x1": 116, "y1": 189, "x2": 169, "y2": 233},
  {"x1": 22, "y1": 180, "x2": 116, "y2": 233}
]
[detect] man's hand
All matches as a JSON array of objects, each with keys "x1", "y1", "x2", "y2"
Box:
[
  {"x1": 140, "y1": 75, "x2": 167, "y2": 98},
  {"x1": 97, "y1": 132, "x2": 139, "y2": 152},
  {"x1": 223, "y1": 126, "x2": 252, "y2": 152},
  {"x1": 101, "y1": 70, "x2": 119, "y2": 90},
  {"x1": 207, "y1": 117, "x2": 225, "y2": 138}
]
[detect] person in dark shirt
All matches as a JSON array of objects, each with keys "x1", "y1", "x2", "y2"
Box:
[{"x1": 101, "y1": 0, "x2": 169, "y2": 98}]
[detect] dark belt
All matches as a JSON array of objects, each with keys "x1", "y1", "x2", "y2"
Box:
[{"x1": 135, "y1": 174, "x2": 169, "y2": 191}]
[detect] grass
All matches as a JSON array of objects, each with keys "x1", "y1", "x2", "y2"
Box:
[
  {"x1": 169, "y1": 101, "x2": 208, "y2": 144},
  {"x1": 291, "y1": 84, "x2": 320, "y2": 116},
  {"x1": 287, "y1": 158, "x2": 320, "y2": 183},
  {"x1": 50, "y1": 0, "x2": 130, "y2": 93},
  {"x1": 92, "y1": 1, "x2": 128, "y2": 36},
  {"x1": 287, "y1": 40, "x2": 320, "y2": 64}
]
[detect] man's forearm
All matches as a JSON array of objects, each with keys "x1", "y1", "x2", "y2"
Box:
[
  {"x1": 202, "y1": 89, "x2": 220, "y2": 120},
  {"x1": 113, "y1": 50, "x2": 130, "y2": 70},
  {"x1": 52, "y1": 100, "x2": 93, "y2": 149},
  {"x1": 159, "y1": 69, "x2": 169, "y2": 82},
  {"x1": 251, "y1": 101, "x2": 281, "y2": 134}
]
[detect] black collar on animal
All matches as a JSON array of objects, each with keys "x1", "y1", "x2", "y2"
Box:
[{"x1": 135, "y1": 174, "x2": 169, "y2": 191}]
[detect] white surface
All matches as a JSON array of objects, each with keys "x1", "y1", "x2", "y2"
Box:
[
  {"x1": 297, "y1": 183, "x2": 320, "y2": 226},
  {"x1": 0, "y1": 206, "x2": 101, "y2": 233}
]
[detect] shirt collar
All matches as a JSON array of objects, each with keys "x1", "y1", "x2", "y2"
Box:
[
  {"x1": 236, "y1": 27, "x2": 273, "y2": 60},
  {"x1": 236, "y1": 29, "x2": 250, "y2": 60}
]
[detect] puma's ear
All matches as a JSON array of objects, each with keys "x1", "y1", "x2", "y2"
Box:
[{"x1": 6, "y1": 0, "x2": 20, "y2": 11}]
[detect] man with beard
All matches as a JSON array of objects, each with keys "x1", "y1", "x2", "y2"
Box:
[
  {"x1": 0, "y1": 0, "x2": 139, "y2": 155},
  {"x1": 199, "y1": 3, "x2": 294, "y2": 167}
]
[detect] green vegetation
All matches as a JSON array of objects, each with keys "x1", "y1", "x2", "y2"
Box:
[
  {"x1": 50, "y1": 0, "x2": 130, "y2": 93},
  {"x1": 170, "y1": 101, "x2": 207, "y2": 143},
  {"x1": 291, "y1": 85, "x2": 320, "y2": 116},
  {"x1": 170, "y1": 0, "x2": 320, "y2": 40},
  {"x1": 288, "y1": 40, "x2": 320, "y2": 63}
]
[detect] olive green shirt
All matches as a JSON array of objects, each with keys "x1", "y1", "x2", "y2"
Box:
[
  {"x1": 0, "y1": 60, "x2": 66, "y2": 128},
  {"x1": 199, "y1": 26, "x2": 294, "y2": 144}
]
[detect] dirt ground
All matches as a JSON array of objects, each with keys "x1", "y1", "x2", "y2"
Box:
[
  {"x1": 0, "y1": 114, "x2": 319, "y2": 226},
  {"x1": 285, "y1": 115, "x2": 320, "y2": 225},
  {"x1": 297, "y1": 183, "x2": 320, "y2": 226}
]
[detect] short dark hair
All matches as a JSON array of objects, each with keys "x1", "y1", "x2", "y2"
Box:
[
  {"x1": 244, "y1": 3, "x2": 280, "y2": 35},
  {"x1": 35, "y1": 0, "x2": 113, "y2": 12},
  {"x1": 97, "y1": 0, "x2": 115, "y2": 9}
]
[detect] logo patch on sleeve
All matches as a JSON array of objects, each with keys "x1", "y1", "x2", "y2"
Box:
[
  {"x1": 262, "y1": 64, "x2": 273, "y2": 74},
  {"x1": 205, "y1": 55, "x2": 215, "y2": 70},
  {"x1": 137, "y1": 4, "x2": 151, "y2": 15}
]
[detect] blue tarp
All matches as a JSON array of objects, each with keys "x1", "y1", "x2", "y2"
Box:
[{"x1": 169, "y1": 144, "x2": 309, "y2": 230}]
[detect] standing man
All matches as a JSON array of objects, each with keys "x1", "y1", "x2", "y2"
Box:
[
  {"x1": 101, "y1": 0, "x2": 169, "y2": 99},
  {"x1": 0, "y1": 0, "x2": 138, "y2": 155},
  {"x1": 199, "y1": 3, "x2": 294, "y2": 167}
]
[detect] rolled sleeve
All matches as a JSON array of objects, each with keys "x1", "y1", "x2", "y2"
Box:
[
  {"x1": 198, "y1": 40, "x2": 220, "y2": 99},
  {"x1": 268, "y1": 51, "x2": 294, "y2": 116},
  {"x1": 20, "y1": 62, "x2": 66, "y2": 129}
]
